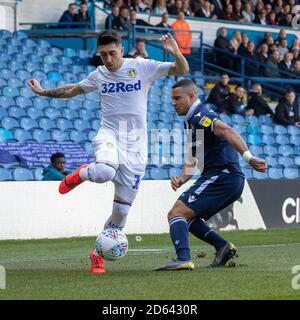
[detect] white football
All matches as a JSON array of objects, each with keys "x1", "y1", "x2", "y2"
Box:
[{"x1": 95, "y1": 228, "x2": 128, "y2": 261}]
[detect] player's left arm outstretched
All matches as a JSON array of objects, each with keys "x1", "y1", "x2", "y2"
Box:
[
  {"x1": 159, "y1": 33, "x2": 189, "y2": 75},
  {"x1": 213, "y1": 120, "x2": 267, "y2": 172}
]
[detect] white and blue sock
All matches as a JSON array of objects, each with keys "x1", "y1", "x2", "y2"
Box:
[
  {"x1": 104, "y1": 200, "x2": 131, "y2": 230},
  {"x1": 169, "y1": 217, "x2": 191, "y2": 261},
  {"x1": 188, "y1": 218, "x2": 227, "y2": 251}
]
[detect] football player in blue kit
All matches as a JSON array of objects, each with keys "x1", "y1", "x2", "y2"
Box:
[{"x1": 154, "y1": 79, "x2": 267, "y2": 271}]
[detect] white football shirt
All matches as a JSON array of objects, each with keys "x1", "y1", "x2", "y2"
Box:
[{"x1": 79, "y1": 58, "x2": 172, "y2": 153}]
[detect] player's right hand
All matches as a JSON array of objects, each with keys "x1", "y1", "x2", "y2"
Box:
[
  {"x1": 171, "y1": 176, "x2": 184, "y2": 191},
  {"x1": 28, "y1": 79, "x2": 44, "y2": 95},
  {"x1": 249, "y1": 157, "x2": 267, "y2": 172}
]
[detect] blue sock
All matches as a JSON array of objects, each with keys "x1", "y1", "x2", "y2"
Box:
[
  {"x1": 188, "y1": 218, "x2": 227, "y2": 251},
  {"x1": 169, "y1": 217, "x2": 191, "y2": 261}
]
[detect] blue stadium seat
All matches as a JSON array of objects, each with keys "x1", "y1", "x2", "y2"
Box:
[
  {"x1": 13, "y1": 167, "x2": 34, "y2": 181},
  {"x1": 283, "y1": 167, "x2": 299, "y2": 179},
  {"x1": 0, "y1": 128, "x2": 14, "y2": 141},
  {"x1": 16, "y1": 96, "x2": 32, "y2": 108},
  {"x1": 88, "y1": 130, "x2": 96, "y2": 141},
  {"x1": 63, "y1": 48, "x2": 76, "y2": 58},
  {"x1": 44, "y1": 107, "x2": 61, "y2": 120},
  {"x1": 34, "y1": 48, "x2": 49, "y2": 57},
  {"x1": 268, "y1": 167, "x2": 283, "y2": 179},
  {"x1": 260, "y1": 124, "x2": 274, "y2": 135},
  {"x1": 7, "y1": 78, "x2": 23, "y2": 88},
  {"x1": 8, "y1": 106, "x2": 26, "y2": 118},
  {"x1": 219, "y1": 113, "x2": 232, "y2": 125},
  {"x1": 231, "y1": 114, "x2": 245, "y2": 124},
  {"x1": 0, "y1": 167, "x2": 12, "y2": 181},
  {"x1": 14, "y1": 128, "x2": 33, "y2": 142},
  {"x1": 64, "y1": 109, "x2": 78, "y2": 120},
  {"x1": 258, "y1": 114, "x2": 273, "y2": 124},
  {"x1": 85, "y1": 65, "x2": 96, "y2": 73},
  {"x1": 0, "y1": 107, "x2": 8, "y2": 119},
  {"x1": 74, "y1": 119, "x2": 90, "y2": 131},
  {"x1": 242, "y1": 166, "x2": 253, "y2": 179},
  {"x1": 32, "y1": 129, "x2": 51, "y2": 142},
  {"x1": 290, "y1": 135, "x2": 300, "y2": 146},
  {"x1": 32, "y1": 97, "x2": 50, "y2": 109},
  {"x1": 84, "y1": 142, "x2": 94, "y2": 155},
  {"x1": 41, "y1": 63, "x2": 56, "y2": 74},
  {"x1": 233, "y1": 124, "x2": 246, "y2": 134},
  {"x1": 294, "y1": 156, "x2": 300, "y2": 166},
  {"x1": 51, "y1": 130, "x2": 70, "y2": 142},
  {"x1": 85, "y1": 91, "x2": 100, "y2": 101},
  {"x1": 246, "y1": 124, "x2": 260, "y2": 134},
  {"x1": 287, "y1": 125, "x2": 300, "y2": 135},
  {"x1": 79, "y1": 109, "x2": 95, "y2": 121},
  {"x1": 168, "y1": 167, "x2": 181, "y2": 177},
  {"x1": 275, "y1": 134, "x2": 289, "y2": 145},
  {"x1": 39, "y1": 117, "x2": 56, "y2": 131},
  {"x1": 33, "y1": 167, "x2": 44, "y2": 181},
  {"x1": 278, "y1": 145, "x2": 294, "y2": 156},
  {"x1": 6, "y1": 45, "x2": 19, "y2": 55},
  {"x1": 274, "y1": 125, "x2": 288, "y2": 135},
  {"x1": 261, "y1": 134, "x2": 275, "y2": 145},
  {"x1": 150, "y1": 167, "x2": 169, "y2": 179},
  {"x1": 67, "y1": 99, "x2": 82, "y2": 111},
  {"x1": 3, "y1": 86, "x2": 19, "y2": 97},
  {"x1": 245, "y1": 115, "x2": 259, "y2": 124},
  {"x1": 49, "y1": 47, "x2": 63, "y2": 57},
  {"x1": 1, "y1": 116, "x2": 19, "y2": 129},
  {"x1": 32, "y1": 70, "x2": 47, "y2": 82},
  {"x1": 63, "y1": 72, "x2": 77, "y2": 82},
  {"x1": 0, "y1": 30, "x2": 12, "y2": 39},
  {"x1": 37, "y1": 39, "x2": 51, "y2": 48},
  {"x1": 20, "y1": 117, "x2": 38, "y2": 130},
  {"x1": 91, "y1": 119, "x2": 100, "y2": 131},
  {"x1": 16, "y1": 69, "x2": 31, "y2": 81},
  {"x1": 264, "y1": 145, "x2": 278, "y2": 156},
  {"x1": 8, "y1": 61, "x2": 24, "y2": 72},
  {"x1": 265, "y1": 156, "x2": 278, "y2": 167},
  {"x1": 40, "y1": 79, "x2": 56, "y2": 89},
  {"x1": 56, "y1": 118, "x2": 73, "y2": 131},
  {"x1": 21, "y1": 47, "x2": 34, "y2": 56},
  {"x1": 249, "y1": 145, "x2": 264, "y2": 156},
  {"x1": 22, "y1": 38, "x2": 36, "y2": 47},
  {"x1": 0, "y1": 95, "x2": 15, "y2": 108},
  {"x1": 70, "y1": 65, "x2": 84, "y2": 74},
  {"x1": 12, "y1": 54, "x2": 27, "y2": 63},
  {"x1": 20, "y1": 87, "x2": 35, "y2": 98},
  {"x1": 247, "y1": 134, "x2": 262, "y2": 145},
  {"x1": 69, "y1": 130, "x2": 88, "y2": 143},
  {"x1": 47, "y1": 71, "x2": 63, "y2": 82},
  {"x1": 59, "y1": 56, "x2": 73, "y2": 66},
  {"x1": 0, "y1": 52, "x2": 11, "y2": 62},
  {"x1": 253, "y1": 170, "x2": 269, "y2": 179},
  {"x1": 27, "y1": 107, "x2": 44, "y2": 119},
  {"x1": 278, "y1": 156, "x2": 294, "y2": 167},
  {"x1": 50, "y1": 98, "x2": 66, "y2": 108},
  {"x1": 24, "y1": 62, "x2": 40, "y2": 73},
  {"x1": 0, "y1": 77, "x2": 7, "y2": 87},
  {"x1": 27, "y1": 54, "x2": 43, "y2": 64}
]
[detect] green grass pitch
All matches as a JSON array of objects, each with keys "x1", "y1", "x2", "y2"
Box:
[{"x1": 0, "y1": 228, "x2": 300, "y2": 300}]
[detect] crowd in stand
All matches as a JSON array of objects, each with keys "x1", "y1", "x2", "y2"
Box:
[
  {"x1": 207, "y1": 73, "x2": 300, "y2": 127},
  {"x1": 214, "y1": 27, "x2": 300, "y2": 82},
  {"x1": 58, "y1": 1, "x2": 92, "y2": 28}
]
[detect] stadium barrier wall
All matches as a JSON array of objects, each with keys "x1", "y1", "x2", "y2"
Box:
[{"x1": 1, "y1": 179, "x2": 298, "y2": 240}]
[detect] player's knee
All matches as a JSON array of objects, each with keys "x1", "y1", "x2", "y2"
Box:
[
  {"x1": 92, "y1": 163, "x2": 116, "y2": 183},
  {"x1": 168, "y1": 207, "x2": 184, "y2": 221}
]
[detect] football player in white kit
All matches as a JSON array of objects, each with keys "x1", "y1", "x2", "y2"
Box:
[{"x1": 28, "y1": 29, "x2": 189, "y2": 273}]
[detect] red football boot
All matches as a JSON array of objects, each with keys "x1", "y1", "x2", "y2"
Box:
[
  {"x1": 90, "y1": 248, "x2": 105, "y2": 273},
  {"x1": 58, "y1": 163, "x2": 88, "y2": 194}
]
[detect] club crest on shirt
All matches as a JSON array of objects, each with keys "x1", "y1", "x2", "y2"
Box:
[
  {"x1": 106, "y1": 142, "x2": 115, "y2": 149},
  {"x1": 199, "y1": 116, "x2": 212, "y2": 127},
  {"x1": 127, "y1": 68, "x2": 137, "y2": 78}
]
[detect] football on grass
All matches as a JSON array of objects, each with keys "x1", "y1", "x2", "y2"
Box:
[{"x1": 95, "y1": 228, "x2": 128, "y2": 261}]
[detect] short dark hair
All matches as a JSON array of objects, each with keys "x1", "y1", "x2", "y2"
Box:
[
  {"x1": 50, "y1": 152, "x2": 65, "y2": 164},
  {"x1": 285, "y1": 89, "x2": 295, "y2": 95},
  {"x1": 172, "y1": 78, "x2": 197, "y2": 89},
  {"x1": 97, "y1": 29, "x2": 122, "y2": 47}
]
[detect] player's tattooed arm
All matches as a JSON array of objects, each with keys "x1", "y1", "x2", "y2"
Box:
[{"x1": 28, "y1": 79, "x2": 85, "y2": 98}]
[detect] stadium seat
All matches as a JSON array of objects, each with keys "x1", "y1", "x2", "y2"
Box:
[
  {"x1": 41, "y1": 63, "x2": 56, "y2": 74},
  {"x1": 3, "y1": 86, "x2": 19, "y2": 97},
  {"x1": 274, "y1": 125, "x2": 288, "y2": 135},
  {"x1": 69, "y1": 130, "x2": 88, "y2": 143},
  {"x1": 84, "y1": 142, "x2": 94, "y2": 155},
  {"x1": 231, "y1": 114, "x2": 245, "y2": 124},
  {"x1": 1, "y1": 116, "x2": 19, "y2": 129},
  {"x1": 27, "y1": 107, "x2": 44, "y2": 119},
  {"x1": 24, "y1": 62, "x2": 40, "y2": 73},
  {"x1": 16, "y1": 96, "x2": 33, "y2": 108},
  {"x1": 74, "y1": 119, "x2": 90, "y2": 131},
  {"x1": 44, "y1": 107, "x2": 61, "y2": 120},
  {"x1": 0, "y1": 106, "x2": 8, "y2": 119},
  {"x1": 32, "y1": 97, "x2": 50, "y2": 109},
  {"x1": 20, "y1": 87, "x2": 35, "y2": 98},
  {"x1": 0, "y1": 96, "x2": 15, "y2": 108},
  {"x1": 49, "y1": 47, "x2": 63, "y2": 57},
  {"x1": 278, "y1": 156, "x2": 294, "y2": 167},
  {"x1": 253, "y1": 170, "x2": 269, "y2": 179},
  {"x1": 242, "y1": 166, "x2": 253, "y2": 179},
  {"x1": 16, "y1": 69, "x2": 31, "y2": 81},
  {"x1": 91, "y1": 119, "x2": 100, "y2": 131},
  {"x1": 260, "y1": 125, "x2": 274, "y2": 135},
  {"x1": 265, "y1": 156, "x2": 278, "y2": 167},
  {"x1": 7, "y1": 77, "x2": 23, "y2": 88},
  {"x1": 168, "y1": 167, "x2": 181, "y2": 178},
  {"x1": 32, "y1": 70, "x2": 47, "y2": 82},
  {"x1": 32, "y1": 129, "x2": 51, "y2": 143},
  {"x1": 0, "y1": 77, "x2": 7, "y2": 87},
  {"x1": 0, "y1": 167, "x2": 12, "y2": 181},
  {"x1": 150, "y1": 167, "x2": 169, "y2": 180},
  {"x1": 51, "y1": 130, "x2": 70, "y2": 142},
  {"x1": 0, "y1": 30, "x2": 12, "y2": 39},
  {"x1": 40, "y1": 79, "x2": 56, "y2": 89},
  {"x1": 0, "y1": 128, "x2": 14, "y2": 141},
  {"x1": 39, "y1": 117, "x2": 56, "y2": 131},
  {"x1": 70, "y1": 65, "x2": 84, "y2": 74},
  {"x1": 13, "y1": 30, "x2": 27, "y2": 40},
  {"x1": 56, "y1": 118, "x2": 73, "y2": 131},
  {"x1": 20, "y1": 117, "x2": 38, "y2": 131},
  {"x1": 67, "y1": 99, "x2": 82, "y2": 111},
  {"x1": 294, "y1": 156, "x2": 300, "y2": 166},
  {"x1": 275, "y1": 134, "x2": 289, "y2": 145},
  {"x1": 64, "y1": 72, "x2": 77, "y2": 82},
  {"x1": 85, "y1": 65, "x2": 96, "y2": 73},
  {"x1": 13, "y1": 167, "x2": 34, "y2": 181},
  {"x1": 63, "y1": 48, "x2": 76, "y2": 58},
  {"x1": 22, "y1": 39, "x2": 36, "y2": 47},
  {"x1": 249, "y1": 145, "x2": 263, "y2": 156},
  {"x1": 64, "y1": 109, "x2": 78, "y2": 120},
  {"x1": 47, "y1": 71, "x2": 63, "y2": 82},
  {"x1": 21, "y1": 47, "x2": 34, "y2": 56},
  {"x1": 37, "y1": 39, "x2": 51, "y2": 48},
  {"x1": 33, "y1": 167, "x2": 44, "y2": 181},
  {"x1": 247, "y1": 134, "x2": 262, "y2": 145},
  {"x1": 283, "y1": 167, "x2": 299, "y2": 179},
  {"x1": 245, "y1": 115, "x2": 259, "y2": 124},
  {"x1": 88, "y1": 130, "x2": 96, "y2": 141},
  {"x1": 85, "y1": 91, "x2": 100, "y2": 101},
  {"x1": 50, "y1": 98, "x2": 66, "y2": 109},
  {"x1": 79, "y1": 109, "x2": 95, "y2": 121},
  {"x1": 8, "y1": 106, "x2": 26, "y2": 118},
  {"x1": 14, "y1": 128, "x2": 33, "y2": 142},
  {"x1": 264, "y1": 145, "x2": 278, "y2": 156},
  {"x1": 8, "y1": 61, "x2": 24, "y2": 72},
  {"x1": 290, "y1": 135, "x2": 300, "y2": 146},
  {"x1": 261, "y1": 134, "x2": 275, "y2": 145},
  {"x1": 278, "y1": 145, "x2": 294, "y2": 156},
  {"x1": 219, "y1": 113, "x2": 232, "y2": 125},
  {"x1": 0, "y1": 69, "x2": 13, "y2": 81},
  {"x1": 233, "y1": 124, "x2": 246, "y2": 134},
  {"x1": 268, "y1": 167, "x2": 283, "y2": 179},
  {"x1": 287, "y1": 125, "x2": 300, "y2": 135},
  {"x1": 246, "y1": 124, "x2": 260, "y2": 134},
  {"x1": 59, "y1": 56, "x2": 73, "y2": 66},
  {"x1": 258, "y1": 114, "x2": 273, "y2": 125}
]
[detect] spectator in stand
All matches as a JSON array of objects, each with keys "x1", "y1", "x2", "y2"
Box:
[
  {"x1": 156, "y1": 12, "x2": 172, "y2": 29},
  {"x1": 242, "y1": 2, "x2": 255, "y2": 23},
  {"x1": 214, "y1": 27, "x2": 234, "y2": 69},
  {"x1": 130, "y1": 9, "x2": 153, "y2": 32},
  {"x1": 265, "y1": 3, "x2": 273, "y2": 16},
  {"x1": 207, "y1": 73, "x2": 230, "y2": 112},
  {"x1": 292, "y1": 47, "x2": 300, "y2": 63},
  {"x1": 171, "y1": 11, "x2": 192, "y2": 55},
  {"x1": 233, "y1": 0, "x2": 245, "y2": 22},
  {"x1": 133, "y1": 0, "x2": 151, "y2": 13},
  {"x1": 275, "y1": 29, "x2": 287, "y2": 45},
  {"x1": 256, "y1": 43, "x2": 269, "y2": 76},
  {"x1": 113, "y1": 0, "x2": 124, "y2": 8},
  {"x1": 254, "y1": 9, "x2": 268, "y2": 25},
  {"x1": 274, "y1": 0, "x2": 284, "y2": 15},
  {"x1": 260, "y1": 32, "x2": 274, "y2": 49},
  {"x1": 195, "y1": 1, "x2": 214, "y2": 18},
  {"x1": 254, "y1": 0, "x2": 265, "y2": 15},
  {"x1": 42, "y1": 153, "x2": 70, "y2": 181},
  {"x1": 211, "y1": 0, "x2": 224, "y2": 17},
  {"x1": 277, "y1": 38, "x2": 289, "y2": 60},
  {"x1": 242, "y1": 41, "x2": 258, "y2": 76},
  {"x1": 279, "y1": 52, "x2": 293, "y2": 75},
  {"x1": 168, "y1": 0, "x2": 183, "y2": 15},
  {"x1": 105, "y1": 5, "x2": 123, "y2": 29},
  {"x1": 281, "y1": 13, "x2": 293, "y2": 27},
  {"x1": 291, "y1": 39, "x2": 300, "y2": 51},
  {"x1": 119, "y1": 6, "x2": 132, "y2": 30},
  {"x1": 223, "y1": 85, "x2": 246, "y2": 115},
  {"x1": 265, "y1": 50, "x2": 281, "y2": 78},
  {"x1": 267, "y1": 11, "x2": 278, "y2": 26},
  {"x1": 74, "y1": 1, "x2": 91, "y2": 28},
  {"x1": 220, "y1": 4, "x2": 239, "y2": 21},
  {"x1": 246, "y1": 83, "x2": 274, "y2": 117},
  {"x1": 292, "y1": 60, "x2": 300, "y2": 93},
  {"x1": 278, "y1": 4, "x2": 292, "y2": 26},
  {"x1": 154, "y1": 0, "x2": 168, "y2": 15},
  {"x1": 237, "y1": 32, "x2": 249, "y2": 56},
  {"x1": 274, "y1": 90, "x2": 300, "y2": 127},
  {"x1": 58, "y1": 3, "x2": 77, "y2": 28},
  {"x1": 230, "y1": 30, "x2": 242, "y2": 54},
  {"x1": 126, "y1": 38, "x2": 149, "y2": 58},
  {"x1": 182, "y1": 0, "x2": 194, "y2": 16}
]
